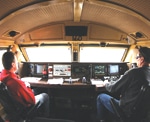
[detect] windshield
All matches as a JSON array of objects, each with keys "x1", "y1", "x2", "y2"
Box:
[
  {"x1": 25, "y1": 46, "x2": 72, "y2": 62},
  {"x1": 80, "y1": 46, "x2": 127, "y2": 62},
  {"x1": 21, "y1": 45, "x2": 128, "y2": 62}
]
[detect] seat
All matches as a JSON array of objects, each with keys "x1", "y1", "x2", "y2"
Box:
[
  {"x1": 0, "y1": 81, "x2": 40, "y2": 122},
  {"x1": 31, "y1": 117, "x2": 76, "y2": 122},
  {"x1": 110, "y1": 85, "x2": 150, "y2": 122}
]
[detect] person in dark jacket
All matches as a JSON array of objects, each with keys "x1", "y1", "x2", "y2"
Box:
[
  {"x1": 0, "y1": 51, "x2": 50, "y2": 118},
  {"x1": 97, "y1": 46, "x2": 150, "y2": 122}
]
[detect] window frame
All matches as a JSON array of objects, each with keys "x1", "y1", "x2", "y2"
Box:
[
  {"x1": 79, "y1": 44, "x2": 129, "y2": 62},
  {"x1": 19, "y1": 44, "x2": 72, "y2": 62}
]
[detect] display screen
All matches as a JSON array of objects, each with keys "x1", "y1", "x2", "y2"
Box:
[
  {"x1": 108, "y1": 64, "x2": 119, "y2": 75},
  {"x1": 73, "y1": 66, "x2": 88, "y2": 74},
  {"x1": 53, "y1": 64, "x2": 71, "y2": 76},
  {"x1": 94, "y1": 65, "x2": 106, "y2": 76},
  {"x1": 35, "y1": 64, "x2": 47, "y2": 74},
  {"x1": 71, "y1": 64, "x2": 89, "y2": 78},
  {"x1": 65, "y1": 26, "x2": 88, "y2": 36}
]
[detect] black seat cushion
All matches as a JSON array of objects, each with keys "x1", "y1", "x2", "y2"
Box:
[
  {"x1": 0, "y1": 82, "x2": 39, "y2": 122},
  {"x1": 31, "y1": 117, "x2": 75, "y2": 122}
]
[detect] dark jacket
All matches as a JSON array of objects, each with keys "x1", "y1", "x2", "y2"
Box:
[{"x1": 105, "y1": 66, "x2": 150, "y2": 116}]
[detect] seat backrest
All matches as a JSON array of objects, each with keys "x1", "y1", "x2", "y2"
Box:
[
  {"x1": 0, "y1": 82, "x2": 40, "y2": 122},
  {"x1": 0, "y1": 82, "x2": 21, "y2": 121},
  {"x1": 131, "y1": 85, "x2": 150, "y2": 113},
  {"x1": 110, "y1": 84, "x2": 150, "y2": 122}
]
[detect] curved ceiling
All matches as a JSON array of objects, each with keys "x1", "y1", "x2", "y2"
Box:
[{"x1": 0, "y1": 0, "x2": 150, "y2": 45}]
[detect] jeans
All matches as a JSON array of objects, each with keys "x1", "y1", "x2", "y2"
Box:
[
  {"x1": 35, "y1": 93, "x2": 50, "y2": 117},
  {"x1": 97, "y1": 93, "x2": 119, "y2": 120}
]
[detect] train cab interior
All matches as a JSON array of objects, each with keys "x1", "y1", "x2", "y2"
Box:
[{"x1": 0, "y1": 0, "x2": 150, "y2": 122}]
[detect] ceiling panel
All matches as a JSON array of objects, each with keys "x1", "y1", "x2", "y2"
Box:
[{"x1": 0, "y1": 0, "x2": 150, "y2": 44}]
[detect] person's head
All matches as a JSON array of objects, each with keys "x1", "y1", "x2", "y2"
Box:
[
  {"x1": 2, "y1": 51, "x2": 18, "y2": 72},
  {"x1": 136, "y1": 46, "x2": 150, "y2": 67}
]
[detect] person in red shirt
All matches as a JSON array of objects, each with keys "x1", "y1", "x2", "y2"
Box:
[{"x1": 0, "y1": 51, "x2": 49, "y2": 117}]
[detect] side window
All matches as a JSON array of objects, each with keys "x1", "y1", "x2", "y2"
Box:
[{"x1": 0, "y1": 50, "x2": 7, "y2": 72}]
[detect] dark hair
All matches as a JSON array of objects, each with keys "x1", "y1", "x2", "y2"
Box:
[
  {"x1": 138, "y1": 46, "x2": 150, "y2": 63},
  {"x1": 2, "y1": 51, "x2": 15, "y2": 70}
]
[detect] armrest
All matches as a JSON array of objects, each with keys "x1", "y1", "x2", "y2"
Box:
[
  {"x1": 24, "y1": 101, "x2": 40, "y2": 120},
  {"x1": 110, "y1": 98, "x2": 125, "y2": 119}
]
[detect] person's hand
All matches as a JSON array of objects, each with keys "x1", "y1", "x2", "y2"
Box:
[
  {"x1": 15, "y1": 74, "x2": 21, "y2": 79},
  {"x1": 24, "y1": 81, "x2": 30, "y2": 88},
  {"x1": 103, "y1": 80, "x2": 109, "y2": 86}
]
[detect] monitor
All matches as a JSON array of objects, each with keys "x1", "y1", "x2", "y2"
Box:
[
  {"x1": 108, "y1": 64, "x2": 119, "y2": 76},
  {"x1": 71, "y1": 64, "x2": 89, "y2": 78},
  {"x1": 53, "y1": 64, "x2": 71, "y2": 76},
  {"x1": 73, "y1": 66, "x2": 88, "y2": 74},
  {"x1": 93, "y1": 65, "x2": 106, "y2": 76},
  {"x1": 34, "y1": 64, "x2": 47, "y2": 75},
  {"x1": 65, "y1": 26, "x2": 88, "y2": 36}
]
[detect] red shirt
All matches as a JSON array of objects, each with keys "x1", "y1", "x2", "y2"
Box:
[{"x1": 0, "y1": 69, "x2": 35, "y2": 107}]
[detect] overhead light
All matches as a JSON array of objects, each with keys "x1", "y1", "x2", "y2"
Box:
[{"x1": 126, "y1": 36, "x2": 136, "y2": 44}]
